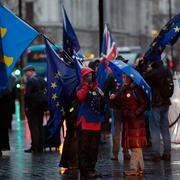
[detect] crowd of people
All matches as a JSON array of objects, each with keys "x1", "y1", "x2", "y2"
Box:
[{"x1": 0, "y1": 55, "x2": 174, "y2": 179}]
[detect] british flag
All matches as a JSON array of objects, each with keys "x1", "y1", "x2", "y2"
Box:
[{"x1": 101, "y1": 24, "x2": 117, "y2": 61}]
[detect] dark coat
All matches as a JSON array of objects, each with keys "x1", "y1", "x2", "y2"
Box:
[
  {"x1": 112, "y1": 84, "x2": 147, "y2": 148},
  {"x1": 24, "y1": 74, "x2": 46, "y2": 111},
  {"x1": 0, "y1": 75, "x2": 16, "y2": 128},
  {"x1": 144, "y1": 61, "x2": 172, "y2": 107},
  {"x1": 103, "y1": 73, "x2": 121, "y2": 109}
]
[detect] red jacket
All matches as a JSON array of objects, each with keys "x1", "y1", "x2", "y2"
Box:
[
  {"x1": 112, "y1": 84, "x2": 147, "y2": 148},
  {"x1": 76, "y1": 68, "x2": 101, "y2": 131}
]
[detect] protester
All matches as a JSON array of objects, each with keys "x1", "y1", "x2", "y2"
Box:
[
  {"x1": 144, "y1": 60, "x2": 174, "y2": 161},
  {"x1": 8, "y1": 75, "x2": 16, "y2": 130},
  {"x1": 103, "y1": 57, "x2": 130, "y2": 161},
  {"x1": 76, "y1": 67, "x2": 104, "y2": 178},
  {"x1": 110, "y1": 74, "x2": 147, "y2": 176},
  {"x1": 23, "y1": 65, "x2": 47, "y2": 153},
  {"x1": 0, "y1": 76, "x2": 16, "y2": 156},
  {"x1": 88, "y1": 59, "x2": 110, "y2": 144},
  {"x1": 59, "y1": 100, "x2": 79, "y2": 174}
]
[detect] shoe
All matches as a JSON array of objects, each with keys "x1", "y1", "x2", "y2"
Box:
[
  {"x1": 100, "y1": 140, "x2": 106, "y2": 144},
  {"x1": 86, "y1": 171, "x2": 98, "y2": 178},
  {"x1": 0, "y1": 151, "x2": 2, "y2": 157},
  {"x1": 139, "y1": 168, "x2": 144, "y2": 174},
  {"x1": 152, "y1": 155, "x2": 161, "y2": 162},
  {"x1": 92, "y1": 169, "x2": 101, "y2": 177},
  {"x1": 124, "y1": 169, "x2": 140, "y2": 176},
  {"x1": 59, "y1": 167, "x2": 69, "y2": 175},
  {"x1": 111, "y1": 154, "x2": 118, "y2": 160},
  {"x1": 24, "y1": 148, "x2": 32, "y2": 153},
  {"x1": 124, "y1": 154, "x2": 131, "y2": 160},
  {"x1": 161, "y1": 153, "x2": 171, "y2": 161}
]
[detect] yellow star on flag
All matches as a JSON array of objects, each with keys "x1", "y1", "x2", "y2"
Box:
[
  {"x1": 0, "y1": 28, "x2": 7, "y2": 38},
  {"x1": 60, "y1": 107, "x2": 65, "y2": 116},
  {"x1": 162, "y1": 26, "x2": 167, "y2": 31},
  {"x1": 55, "y1": 71, "x2": 61, "y2": 79},
  {"x1": 174, "y1": 26, "x2": 180, "y2": 32},
  {"x1": 52, "y1": 93, "x2": 58, "y2": 100},
  {"x1": 0, "y1": 56, "x2": 14, "y2": 67},
  {"x1": 51, "y1": 82, "x2": 57, "y2": 89},
  {"x1": 56, "y1": 102, "x2": 60, "y2": 107}
]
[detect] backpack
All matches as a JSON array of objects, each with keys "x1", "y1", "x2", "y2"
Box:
[{"x1": 159, "y1": 68, "x2": 174, "y2": 98}]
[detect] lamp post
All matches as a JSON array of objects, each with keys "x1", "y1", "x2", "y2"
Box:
[
  {"x1": 18, "y1": 0, "x2": 25, "y2": 120},
  {"x1": 99, "y1": 0, "x2": 104, "y2": 56}
]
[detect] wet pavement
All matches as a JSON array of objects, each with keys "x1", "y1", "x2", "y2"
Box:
[{"x1": 1, "y1": 115, "x2": 180, "y2": 180}]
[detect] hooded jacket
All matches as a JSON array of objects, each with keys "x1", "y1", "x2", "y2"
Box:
[{"x1": 76, "y1": 67, "x2": 104, "y2": 130}]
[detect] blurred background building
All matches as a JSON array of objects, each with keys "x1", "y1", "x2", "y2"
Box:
[{"x1": 1, "y1": 0, "x2": 180, "y2": 70}]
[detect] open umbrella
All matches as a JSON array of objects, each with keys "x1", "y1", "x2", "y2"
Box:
[{"x1": 109, "y1": 60, "x2": 152, "y2": 100}]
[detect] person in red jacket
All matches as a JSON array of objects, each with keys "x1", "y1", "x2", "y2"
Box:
[
  {"x1": 110, "y1": 74, "x2": 147, "y2": 176},
  {"x1": 76, "y1": 67, "x2": 104, "y2": 179}
]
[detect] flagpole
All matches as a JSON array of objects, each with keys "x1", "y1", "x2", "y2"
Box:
[
  {"x1": 99, "y1": 0, "x2": 104, "y2": 56},
  {"x1": 42, "y1": 34, "x2": 75, "y2": 65},
  {"x1": 18, "y1": 0, "x2": 26, "y2": 120}
]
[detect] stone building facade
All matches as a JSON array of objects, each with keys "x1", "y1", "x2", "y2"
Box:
[{"x1": 1, "y1": 0, "x2": 180, "y2": 62}]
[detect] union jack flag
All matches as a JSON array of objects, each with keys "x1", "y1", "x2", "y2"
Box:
[{"x1": 101, "y1": 24, "x2": 117, "y2": 61}]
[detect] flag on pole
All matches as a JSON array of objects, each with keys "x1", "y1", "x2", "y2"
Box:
[
  {"x1": 144, "y1": 13, "x2": 180, "y2": 65},
  {"x1": 45, "y1": 38, "x2": 81, "y2": 137},
  {"x1": 101, "y1": 24, "x2": 117, "y2": 61},
  {"x1": 0, "y1": 5, "x2": 38, "y2": 89},
  {"x1": 98, "y1": 24, "x2": 117, "y2": 88},
  {"x1": 62, "y1": 6, "x2": 80, "y2": 58},
  {"x1": 45, "y1": 39, "x2": 65, "y2": 136}
]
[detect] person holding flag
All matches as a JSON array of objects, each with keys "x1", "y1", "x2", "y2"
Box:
[
  {"x1": 0, "y1": 4, "x2": 38, "y2": 156},
  {"x1": 76, "y1": 67, "x2": 105, "y2": 179},
  {"x1": 58, "y1": 6, "x2": 81, "y2": 173}
]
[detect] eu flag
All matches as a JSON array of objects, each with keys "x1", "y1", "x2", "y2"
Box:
[
  {"x1": 45, "y1": 39, "x2": 65, "y2": 136},
  {"x1": 45, "y1": 39, "x2": 80, "y2": 137},
  {"x1": 144, "y1": 13, "x2": 180, "y2": 65},
  {"x1": 62, "y1": 6, "x2": 80, "y2": 58},
  {"x1": 0, "y1": 5, "x2": 38, "y2": 89}
]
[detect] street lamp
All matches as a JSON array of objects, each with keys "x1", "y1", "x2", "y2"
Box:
[{"x1": 99, "y1": 0, "x2": 104, "y2": 56}]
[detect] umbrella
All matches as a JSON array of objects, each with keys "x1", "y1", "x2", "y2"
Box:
[{"x1": 109, "y1": 60, "x2": 152, "y2": 100}]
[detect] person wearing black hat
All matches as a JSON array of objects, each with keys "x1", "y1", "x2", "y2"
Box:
[{"x1": 23, "y1": 65, "x2": 47, "y2": 153}]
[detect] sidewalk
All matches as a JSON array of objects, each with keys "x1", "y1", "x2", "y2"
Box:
[{"x1": 1, "y1": 117, "x2": 180, "y2": 179}]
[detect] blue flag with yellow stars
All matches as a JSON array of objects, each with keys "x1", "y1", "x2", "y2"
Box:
[
  {"x1": 0, "y1": 5, "x2": 38, "y2": 89},
  {"x1": 45, "y1": 38, "x2": 80, "y2": 137},
  {"x1": 62, "y1": 6, "x2": 80, "y2": 58},
  {"x1": 144, "y1": 12, "x2": 180, "y2": 65},
  {"x1": 45, "y1": 39, "x2": 65, "y2": 137}
]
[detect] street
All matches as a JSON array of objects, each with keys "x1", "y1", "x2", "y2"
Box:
[{"x1": 1, "y1": 113, "x2": 180, "y2": 180}]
